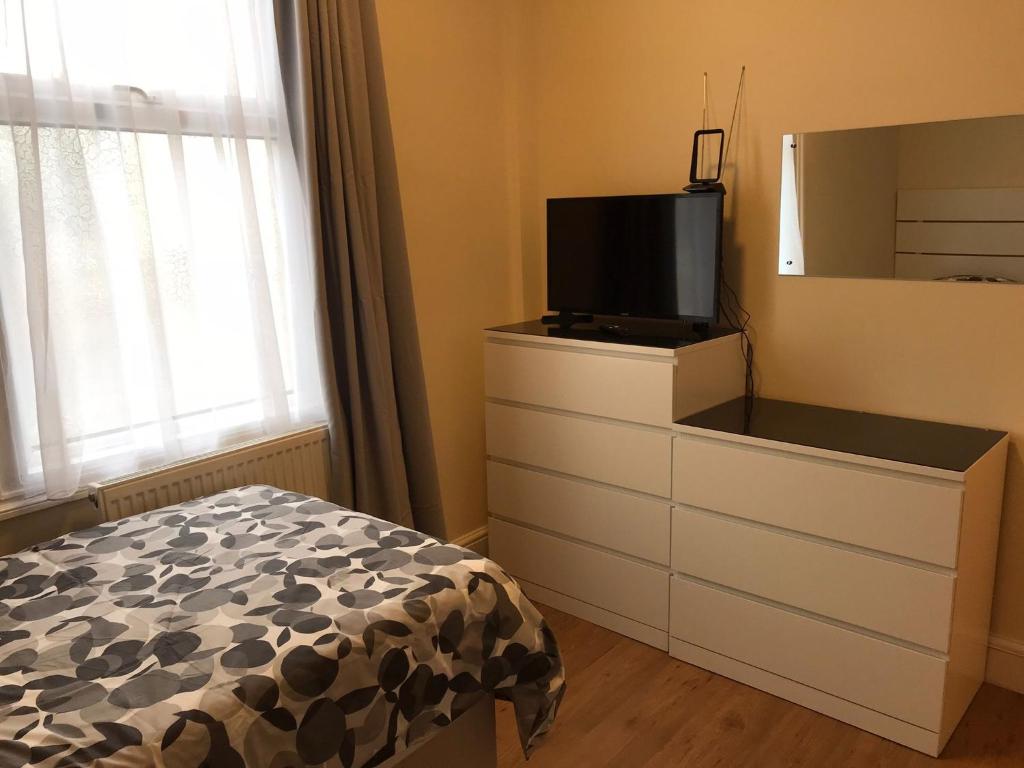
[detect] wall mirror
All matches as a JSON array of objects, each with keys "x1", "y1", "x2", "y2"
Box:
[{"x1": 778, "y1": 114, "x2": 1024, "y2": 282}]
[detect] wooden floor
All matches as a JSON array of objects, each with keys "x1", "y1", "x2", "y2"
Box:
[{"x1": 495, "y1": 603, "x2": 1024, "y2": 767}]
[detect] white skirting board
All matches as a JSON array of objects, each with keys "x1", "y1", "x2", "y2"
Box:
[
  {"x1": 452, "y1": 524, "x2": 489, "y2": 557},
  {"x1": 986, "y1": 635, "x2": 1024, "y2": 695}
]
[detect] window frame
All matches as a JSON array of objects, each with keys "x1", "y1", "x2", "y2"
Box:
[{"x1": 0, "y1": 75, "x2": 313, "y2": 507}]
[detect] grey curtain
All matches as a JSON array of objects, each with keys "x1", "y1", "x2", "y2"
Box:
[{"x1": 275, "y1": 0, "x2": 445, "y2": 538}]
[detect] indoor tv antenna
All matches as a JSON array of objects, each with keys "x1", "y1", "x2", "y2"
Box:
[{"x1": 684, "y1": 66, "x2": 745, "y2": 194}]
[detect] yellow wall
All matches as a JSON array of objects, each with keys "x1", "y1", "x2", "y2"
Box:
[
  {"x1": 376, "y1": 0, "x2": 522, "y2": 541},
  {"x1": 508, "y1": 0, "x2": 1024, "y2": 642}
]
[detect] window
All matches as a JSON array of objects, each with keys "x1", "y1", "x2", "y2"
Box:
[{"x1": 0, "y1": 1, "x2": 324, "y2": 502}]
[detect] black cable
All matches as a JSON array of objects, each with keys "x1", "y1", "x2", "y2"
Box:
[
  {"x1": 719, "y1": 271, "x2": 754, "y2": 423},
  {"x1": 715, "y1": 65, "x2": 755, "y2": 427}
]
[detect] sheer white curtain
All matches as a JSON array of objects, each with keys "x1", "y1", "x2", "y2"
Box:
[{"x1": 0, "y1": 0, "x2": 324, "y2": 501}]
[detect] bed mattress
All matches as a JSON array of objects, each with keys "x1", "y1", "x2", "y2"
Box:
[{"x1": 0, "y1": 485, "x2": 564, "y2": 767}]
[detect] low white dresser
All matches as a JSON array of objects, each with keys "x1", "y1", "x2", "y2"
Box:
[
  {"x1": 484, "y1": 320, "x2": 745, "y2": 650},
  {"x1": 670, "y1": 398, "x2": 1008, "y2": 756}
]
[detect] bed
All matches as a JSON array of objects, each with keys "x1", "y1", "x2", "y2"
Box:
[{"x1": 0, "y1": 485, "x2": 564, "y2": 767}]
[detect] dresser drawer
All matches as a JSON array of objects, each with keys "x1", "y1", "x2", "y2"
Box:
[
  {"x1": 490, "y1": 518, "x2": 669, "y2": 630},
  {"x1": 487, "y1": 461, "x2": 670, "y2": 564},
  {"x1": 669, "y1": 577, "x2": 946, "y2": 730},
  {"x1": 485, "y1": 340, "x2": 674, "y2": 425},
  {"x1": 486, "y1": 403, "x2": 672, "y2": 496},
  {"x1": 671, "y1": 508, "x2": 955, "y2": 650},
  {"x1": 672, "y1": 436, "x2": 963, "y2": 567}
]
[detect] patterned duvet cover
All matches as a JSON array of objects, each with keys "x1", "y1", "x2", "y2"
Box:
[{"x1": 0, "y1": 485, "x2": 564, "y2": 767}]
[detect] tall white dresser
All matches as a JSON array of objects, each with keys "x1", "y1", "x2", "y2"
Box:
[
  {"x1": 670, "y1": 398, "x2": 1008, "y2": 756},
  {"x1": 484, "y1": 320, "x2": 745, "y2": 650}
]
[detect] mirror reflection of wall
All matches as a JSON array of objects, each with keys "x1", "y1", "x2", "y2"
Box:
[{"x1": 778, "y1": 115, "x2": 1024, "y2": 281}]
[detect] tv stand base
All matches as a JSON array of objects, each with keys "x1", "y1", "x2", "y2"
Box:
[
  {"x1": 541, "y1": 311, "x2": 593, "y2": 327},
  {"x1": 691, "y1": 321, "x2": 711, "y2": 341}
]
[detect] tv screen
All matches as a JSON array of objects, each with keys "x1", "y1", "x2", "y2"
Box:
[{"x1": 546, "y1": 193, "x2": 722, "y2": 322}]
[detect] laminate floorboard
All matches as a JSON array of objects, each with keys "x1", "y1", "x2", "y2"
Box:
[{"x1": 496, "y1": 603, "x2": 1024, "y2": 767}]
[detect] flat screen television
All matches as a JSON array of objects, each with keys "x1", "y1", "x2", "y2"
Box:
[{"x1": 546, "y1": 192, "x2": 722, "y2": 322}]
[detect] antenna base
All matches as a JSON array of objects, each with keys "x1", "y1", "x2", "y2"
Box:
[{"x1": 684, "y1": 182, "x2": 726, "y2": 195}]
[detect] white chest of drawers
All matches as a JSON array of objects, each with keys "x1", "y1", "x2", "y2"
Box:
[
  {"x1": 483, "y1": 320, "x2": 1008, "y2": 756},
  {"x1": 484, "y1": 321, "x2": 745, "y2": 650},
  {"x1": 669, "y1": 398, "x2": 1008, "y2": 756}
]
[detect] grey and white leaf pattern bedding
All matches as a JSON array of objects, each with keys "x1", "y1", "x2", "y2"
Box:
[{"x1": 0, "y1": 486, "x2": 565, "y2": 767}]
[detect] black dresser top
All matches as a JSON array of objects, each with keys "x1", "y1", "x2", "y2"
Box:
[
  {"x1": 677, "y1": 397, "x2": 1006, "y2": 473},
  {"x1": 488, "y1": 318, "x2": 737, "y2": 350}
]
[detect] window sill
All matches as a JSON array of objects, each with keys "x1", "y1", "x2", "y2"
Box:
[{"x1": 0, "y1": 488, "x2": 94, "y2": 523}]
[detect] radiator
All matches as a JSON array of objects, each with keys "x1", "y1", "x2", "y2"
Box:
[{"x1": 91, "y1": 425, "x2": 332, "y2": 521}]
